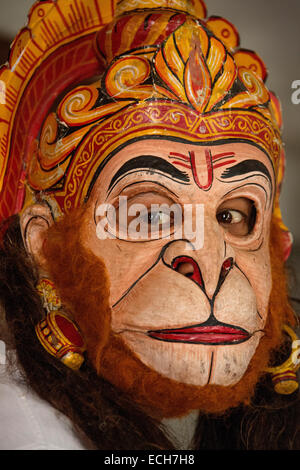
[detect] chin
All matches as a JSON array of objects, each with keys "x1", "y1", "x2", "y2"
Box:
[
  {"x1": 119, "y1": 330, "x2": 263, "y2": 386},
  {"x1": 99, "y1": 327, "x2": 277, "y2": 419}
]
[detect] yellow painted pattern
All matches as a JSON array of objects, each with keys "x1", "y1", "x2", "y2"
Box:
[{"x1": 0, "y1": 0, "x2": 117, "y2": 192}]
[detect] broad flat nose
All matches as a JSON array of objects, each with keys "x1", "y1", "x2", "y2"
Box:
[
  {"x1": 171, "y1": 254, "x2": 234, "y2": 298},
  {"x1": 161, "y1": 217, "x2": 235, "y2": 298}
]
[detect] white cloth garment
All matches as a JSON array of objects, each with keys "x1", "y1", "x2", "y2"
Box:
[{"x1": 0, "y1": 340, "x2": 87, "y2": 450}]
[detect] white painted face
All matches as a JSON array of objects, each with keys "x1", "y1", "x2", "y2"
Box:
[{"x1": 82, "y1": 137, "x2": 275, "y2": 387}]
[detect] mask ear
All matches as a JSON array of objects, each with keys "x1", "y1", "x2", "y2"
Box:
[{"x1": 20, "y1": 203, "x2": 54, "y2": 277}]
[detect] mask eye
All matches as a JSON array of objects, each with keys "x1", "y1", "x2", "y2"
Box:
[
  {"x1": 217, "y1": 209, "x2": 243, "y2": 224},
  {"x1": 139, "y1": 208, "x2": 175, "y2": 237},
  {"x1": 216, "y1": 198, "x2": 256, "y2": 237},
  {"x1": 147, "y1": 210, "x2": 172, "y2": 227}
]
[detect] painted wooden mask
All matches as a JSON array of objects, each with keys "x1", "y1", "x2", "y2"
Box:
[{"x1": 0, "y1": 0, "x2": 295, "y2": 416}]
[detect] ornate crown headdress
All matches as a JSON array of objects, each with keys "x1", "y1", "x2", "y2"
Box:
[{"x1": 0, "y1": 0, "x2": 292, "y2": 258}]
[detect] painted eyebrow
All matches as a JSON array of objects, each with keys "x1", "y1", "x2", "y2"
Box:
[
  {"x1": 220, "y1": 160, "x2": 272, "y2": 186},
  {"x1": 108, "y1": 155, "x2": 190, "y2": 191}
]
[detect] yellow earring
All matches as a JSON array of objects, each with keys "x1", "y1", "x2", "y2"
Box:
[
  {"x1": 266, "y1": 324, "x2": 300, "y2": 395},
  {"x1": 35, "y1": 278, "x2": 85, "y2": 371},
  {"x1": 36, "y1": 278, "x2": 61, "y2": 312}
]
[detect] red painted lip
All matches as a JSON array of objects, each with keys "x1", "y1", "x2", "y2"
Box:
[{"x1": 148, "y1": 324, "x2": 250, "y2": 345}]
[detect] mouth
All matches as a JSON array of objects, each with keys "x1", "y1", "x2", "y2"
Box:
[{"x1": 147, "y1": 323, "x2": 250, "y2": 345}]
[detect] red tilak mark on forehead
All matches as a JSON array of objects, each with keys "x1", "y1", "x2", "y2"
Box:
[
  {"x1": 169, "y1": 151, "x2": 236, "y2": 189},
  {"x1": 170, "y1": 151, "x2": 213, "y2": 189},
  {"x1": 190, "y1": 149, "x2": 213, "y2": 191}
]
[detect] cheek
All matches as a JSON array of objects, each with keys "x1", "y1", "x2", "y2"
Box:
[
  {"x1": 112, "y1": 264, "x2": 212, "y2": 331},
  {"x1": 81, "y1": 217, "x2": 165, "y2": 306},
  {"x1": 213, "y1": 268, "x2": 261, "y2": 331},
  {"x1": 234, "y1": 246, "x2": 272, "y2": 321},
  {"x1": 111, "y1": 261, "x2": 267, "y2": 387}
]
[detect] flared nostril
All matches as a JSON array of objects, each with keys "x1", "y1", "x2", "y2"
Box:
[
  {"x1": 175, "y1": 262, "x2": 195, "y2": 277},
  {"x1": 220, "y1": 257, "x2": 234, "y2": 280},
  {"x1": 217, "y1": 257, "x2": 234, "y2": 290},
  {"x1": 171, "y1": 256, "x2": 203, "y2": 287},
  {"x1": 222, "y1": 257, "x2": 234, "y2": 272}
]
